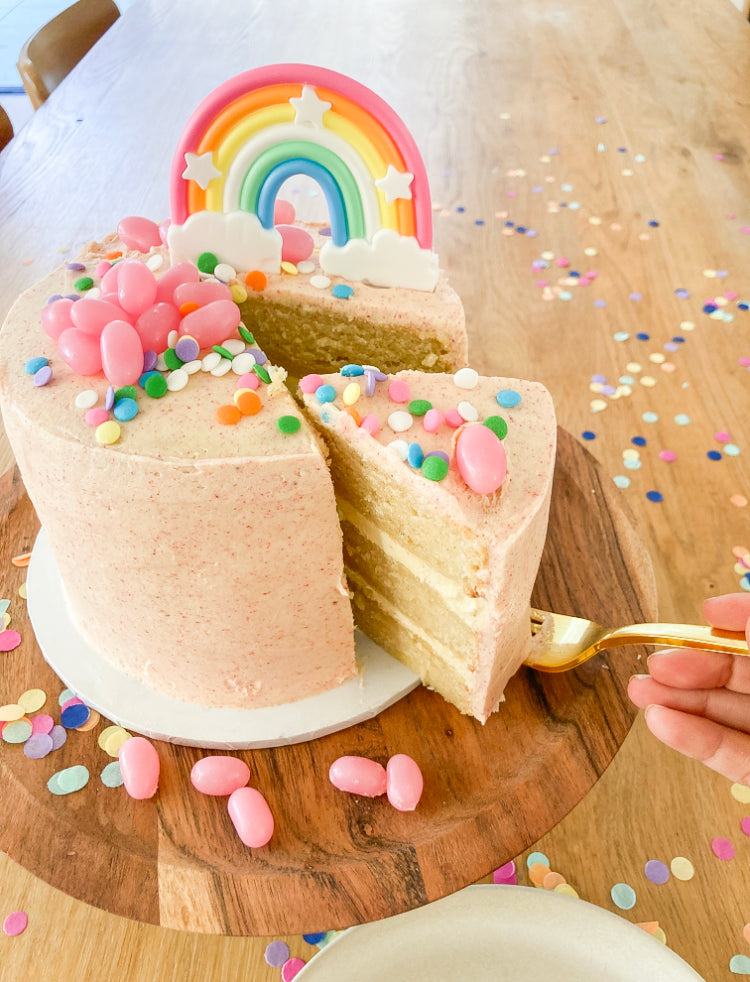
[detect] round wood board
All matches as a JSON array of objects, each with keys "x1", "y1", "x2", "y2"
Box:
[{"x1": 0, "y1": 428, "x2": 656, "y2": 936}]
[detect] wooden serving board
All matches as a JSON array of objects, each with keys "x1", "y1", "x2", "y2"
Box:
[{"x1": 0, "y1": 428, "x2": 656, "y2": 936}]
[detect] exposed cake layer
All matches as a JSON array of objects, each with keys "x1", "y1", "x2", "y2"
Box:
[
  {"x1": 238, "y1": 268, "x2": 467, "y2": 379},
  {"x1": 301, "y1": 369, "x2": 557, "y2": 721},
  {"x1": 0, "y1": 241, "x2": 357, "y2": 709}
]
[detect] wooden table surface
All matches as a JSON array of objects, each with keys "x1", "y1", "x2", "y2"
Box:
[{"x1": 0, "y1": 0, "x2": 749, "y2": 978}]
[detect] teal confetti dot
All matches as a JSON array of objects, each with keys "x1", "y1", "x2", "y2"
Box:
[
  {"x1": 619, "y1": 375, "x2": 635, "y2": 385},
  {"x1": 47, "y1": 765, "x2": 90, "y2": 796},
  {"x1": 725, "y1": 444, "x2": 741, "y2": 456},
  {"x1": 675, "y1": 414, "x2": 691, "y2": 425},
  {"x1": 610, "y1": 882, "x2": 637, "y2": 909},
  {"x1": 101, "y1": 761, "x2": 124, "y2": 788},
  {"x1": 740, "y1": 574, "x2": 750, "y2": 592},
  {"x1": 558, "y1": 290, "x2": 573, "y2": 301},
  {"x1": 613, "y1": 332, "x2": 629, "y2": 342},
  {"x1": 642, "y1": 412, "x2": 659, "y2": 423},
  {"x1": 526, "y1": 851, "x2": 550, "y2": 868},
  {"x1": 624, "y1": 458, "x2": 641, "y2": 470},
  {"x1": 2, "y1": 720, "x2": 32, "y2": 744},
  {"x1": 729, "y1": 955, "x2": 750, "y2": 974},
  {"x1": 332, "y1": 284, "x2": 354, "y2": 299},
  {"x1": 613, "y1": 475, "x2": 631, "y2": 488}
]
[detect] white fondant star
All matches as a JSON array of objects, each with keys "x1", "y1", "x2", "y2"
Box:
[
  {"x1": 290, "y1": 85, "x2": 332, "y2": 127},
  {"x1": 375, "y1": 165, "x2": 414, "y2": 203},
  {"x1": 182, "y1": 151, "x2": 221, "y2": 190}
]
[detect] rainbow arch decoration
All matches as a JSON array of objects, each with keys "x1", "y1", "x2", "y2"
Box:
[{"x1": 168, "y1": 64, "x2": 440, "y2": 291}]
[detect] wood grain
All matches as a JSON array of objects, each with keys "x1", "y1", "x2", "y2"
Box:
[
  {"x1": 1, "y1": 0, "x2": 750, "y2": 977},
  {"x1": 0, "y1": 428, "x2": 653, "y2": 935}
]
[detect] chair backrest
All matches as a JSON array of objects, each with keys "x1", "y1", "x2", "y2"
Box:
[
  {"x1": 17, "y1": 0, "x2": 121, "y2": 110},
  {"x1": 0, "y1": 105, "x2": 13, "y2": 151}
]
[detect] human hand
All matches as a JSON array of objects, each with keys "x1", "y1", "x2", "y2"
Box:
[{"x1": 627, "y1": 593, "x2": 750, "y2": 785}]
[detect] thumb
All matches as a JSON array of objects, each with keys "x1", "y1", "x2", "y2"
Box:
[{"x1": 702, "y1": 593, "x2": 750, "y2": 634}]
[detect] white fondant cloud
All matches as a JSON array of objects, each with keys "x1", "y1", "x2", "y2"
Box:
[
  {"x1": 167, "y1": 211, "x2": 282, "y2": 274},
  {"x1": 320, "y1": 228, "x2": 439, "y2": 291}
]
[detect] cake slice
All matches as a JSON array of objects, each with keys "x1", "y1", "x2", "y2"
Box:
[{"x1": 300, "y1": 367, "x2": 557, "y2": 722}]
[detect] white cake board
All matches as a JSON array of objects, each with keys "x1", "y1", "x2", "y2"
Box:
[{"x1": 26, "y1": 529, "x2": 420, "y2": 749}]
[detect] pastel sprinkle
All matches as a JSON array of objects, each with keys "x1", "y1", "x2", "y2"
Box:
[
  {"x1": 730, "y1": 955, "x2": 750, "y2": 974},
  {"x1": 3, "y1": 911, "x2": 28, "y2": 936},
  {"x1": 497, "y1": 389, "x2": 521, "y2": 408},
  {"x1": 17, "y1": 689, "x2": 46, "y2": 713},
  {"x1": 3, "y1": 720, "x2": 32, "y2": 744},
  {"x1": 23, "y1": 733, "x2": 53, "y2": 759}
]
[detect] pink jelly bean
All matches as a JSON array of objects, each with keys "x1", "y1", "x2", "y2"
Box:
[
  {"x1": 227, "y1": 786, "x2": 274, "y2": 847},
  {"x1": 70, "y1": 297, "x2": 128, "y2": 336},
  {"x1": 276, "y1": 224, "x2": 314, "y2": 265},
  {"x1": 444, "y1": 408, "x2": 464, "y2": 428},
  {"x1": 100, "y1": 263, "x2": 122, "y2": 295},
  {"x1": 455, "y1": 424, "x2": 508, "y2": 494},
  {"x1": 173, "y1": 280, "x2": 233, "y2": 308},
  {"x1": 386, "y1": 754, "x2": 424, "y2": 812},
  {"x1": 117, "y1": 259, "x2": 158, "y2": 316},
  {"x1": 57, "y1": 327, "x2": 102, "y2": 375},
  {"x1": 388, "y1": 379, "x2": 411, "y2": 404},
  {"x1": 274, "y1": 199, "x2": 296, "y2": 225},
  {"x1": 135, "y1": 302, "x2": 180, "y2": 352},
  {"x1": 118, "y1": 736, "x2": 160, "y2": 799},
  {"x1": 41, "y1": 298, "x2": 75, "y2": 340},
  {"x1": 100, "y1": 319, "x2": 145, "y2": 386},
  {"x1": 179, "y1": 300, "x2": 241, "y2": 347},
  {"x1": 95, "y1": 260, "x2": 112, "y2": 278},
  {"x1": 190, "y1": 755, "x2": 251, "y2": 796},
  {"x1": 154, "y1": 261, "x2": 200, "y2": 304},
  {"x1": 299, "y1": 373, "x2": 325, "y2": 393},
  {"x1": 117, "y1": 216, "x2": 163, "y2": 253},
  {"x1": 159, "y1": 219, "x2": 171, "y2": 244},
  {"x1": 98, "y1": 293, "x2": 135, "y2": 323},
  {"x1": 328, "y1": 756, "x2": 387, "y2": 797}
]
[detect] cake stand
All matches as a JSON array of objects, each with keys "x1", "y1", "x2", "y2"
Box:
[{"x1": 0, "y1": 428, "x2": 657, "y2": 935}]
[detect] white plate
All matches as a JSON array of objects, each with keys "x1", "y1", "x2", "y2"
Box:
[
  {"x1": 297, "y1": 885, "x2": 705, "y2": 982},
  {"x1": 26, "y1": 528, "x2": 420, "y2": 749}
]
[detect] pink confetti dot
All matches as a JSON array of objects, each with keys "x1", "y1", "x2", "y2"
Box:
[
  {"x1": 0, "y1": 629, "x2": 21, "y2": 652},
  {"x1": 281, "y1": 957, "x2": 306, "y2": 981},
  {"x1": 493, "y1": 859, "x2": 517, "y2": 884},
  {"x1": 659, "y1": 450, "x2": 677, "y2": 462},
  {"x1": 3, "y1": 910, "x2": 28, "y2": 936},
  {"x1": 741, "y1": 817, "x2": 750, "y2": 836},
  {"x1": 715, "y1": 430, "x2": 732, "y2": 443},
  {"x1": 711, "y1": 837, "x2": 735, "y2": 860}
]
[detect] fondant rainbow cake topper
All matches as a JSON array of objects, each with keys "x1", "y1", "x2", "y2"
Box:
[{"x1": 168, "y1": 64, "x2": 439, "y2": 291}]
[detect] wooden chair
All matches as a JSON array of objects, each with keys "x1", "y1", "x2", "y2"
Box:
[
  {"x1": 16, "y1": 0, "x2": 121, "y2": 110},
  {"x1": 0, "y1": 105, "x2": 13, "y2": 151}
]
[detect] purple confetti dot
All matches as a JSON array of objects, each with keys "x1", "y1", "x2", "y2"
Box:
[
  {"x1": 49, "y1": 725, "x2": 67, "y2": 750},
  {"x1": 664, "y1": 342, "x2": 679, "y2": 352},
  {"x1": 675, "y1": 288, "x2": 690, "y2": 298},
  {"x1": 23, "y1": 733, "x2": 54, "y2": 759},
  {"x1": 264, "y1": 941, "x2": 291, "y2": 967},
  {"x1": 644, "y1": 859, "x2": 670, "y2": 884},
  {"x1": 591, "y1": 374, "x2": 607, "y2": 384},
  {"x1": 594, "y1": 299, "x2": 608, "y2": 308},
  {"x1": 66, "y1": 262, "x2": 86, "y2": 272},
  {"x1": 630, "y1": 292, "x2": 642, "y2": 301},
  {"x1": 424, "y1": 450, "x2": 450, "y2": 464}
]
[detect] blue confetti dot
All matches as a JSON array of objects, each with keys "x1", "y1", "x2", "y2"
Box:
[
  {"x1": 303, "y1": 933, "x2": 326, "y2": 945},
  {"x1": 632, "y1": 436, "x2": 647, "y2": 446},
  {"x1": 646, "y1": 490, "x2": 663, "y2": 502},
  {"x1": 636, "y1": 332, "x2": 650, "y2": 340},
  {"x1": 648, "y1": 220, "x2": 660, "y2": 227},
  {"x1": 60, "y1": 703, "x2": 90, "y2": 729},
  {"x1": 581, "y1": 431, "x2": 596, "y2": 441},
  {"x1": 707, "y1": 450, "x2": 722, "y2": 460},
  {"x1": 332, "y1": 284, "x2": 354, "y2": 300}
]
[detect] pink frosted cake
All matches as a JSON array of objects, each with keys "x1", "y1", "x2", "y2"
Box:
[
  {"x1": 0, "y1": 65, "x2": 554, "y2": 722},
  {"x1": 300, "y1": 369, "x2": 557, "y2": 722}
]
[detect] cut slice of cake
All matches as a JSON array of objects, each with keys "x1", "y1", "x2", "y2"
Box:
[{"x1": 300, "y1": 367, "x2": 557, "y2": 722}]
